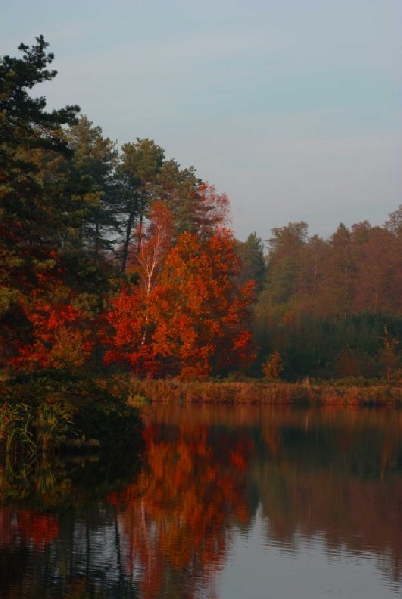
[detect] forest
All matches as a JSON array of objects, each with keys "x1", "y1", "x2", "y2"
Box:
[{"x1": 1, "y1": 36, "x2": 402, "y2": 384}]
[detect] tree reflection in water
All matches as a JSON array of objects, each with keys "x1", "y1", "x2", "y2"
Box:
[
  {"x1": 109, "y1": 420, "x2": 255, "y2": 598},
  {"x1": 0, "y1": 452, "x2": 144, "y2": 598},
  {"x1": 1, "y1": 406, "x2": 402, "y2": 598}
]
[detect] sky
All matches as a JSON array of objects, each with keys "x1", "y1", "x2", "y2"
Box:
[{"x1": 2, "y1": 0, "x2": 401, "y2": 241}]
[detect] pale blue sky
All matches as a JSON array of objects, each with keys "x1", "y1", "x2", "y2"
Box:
[{"x1": 2, "y1": 0, "x2": 401, "y2": 241}]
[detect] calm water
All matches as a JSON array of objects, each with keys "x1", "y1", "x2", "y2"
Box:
[{"x1": 1, "y1": 405, "x2": 402, "y2": 598}]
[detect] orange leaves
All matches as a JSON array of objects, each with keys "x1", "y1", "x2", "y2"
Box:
[
  {"x1": 103, "y1": 285, "x2": 160, "y2": 375},
  {"x1": 105, "y1": 288, "x2": 144, "y2": 349},
  {"x1": 8, "y1": 212, "x2": 255, "y2": 377},
  {"x1": 0, "y1": 191, "x2": 255, "y2": 377},
  {"x1": 154, "y1": 231, "x2": 255, "y2": 377},
  {"x1": 104, "y1": 418, "x2": 253, "y2": 597},
  {"x1": 105, "y1": 228, "x2": 255, "y2": 378}
]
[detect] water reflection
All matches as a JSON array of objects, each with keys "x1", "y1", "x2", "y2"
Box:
[
  {"x1": 108, "y1": 418, "x2": 256, "y2": 598},
  {"x1": 0, "y1": 452, "x2": 144, "y2": 598},
  {"x1": 1, "y1": 406, "x2": 402, "y2": 598}
]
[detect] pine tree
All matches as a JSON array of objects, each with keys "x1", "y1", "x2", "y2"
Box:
[{"x1": 0, "y1": 36, "x2": 80, "y2": 361}]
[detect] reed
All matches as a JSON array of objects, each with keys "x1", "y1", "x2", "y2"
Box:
[{"x1": 128, "y1": 378, "x2": 402, "y2": 406}]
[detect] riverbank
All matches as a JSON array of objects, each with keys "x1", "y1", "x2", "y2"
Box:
[
  {"x1": 128, "y1": 378, "x2": 402, "y2": 406},
  {"x1": 0, "y1": 370, "x2": 144, "y2": 457}
]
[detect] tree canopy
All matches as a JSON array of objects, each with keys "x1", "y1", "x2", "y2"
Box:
[{"x1": 1, "y1": 36, "x2": 401, "y2": 381}]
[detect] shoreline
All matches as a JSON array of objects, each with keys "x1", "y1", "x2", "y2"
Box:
[{"x1": 128, "y1": 379, "x2": 402, "y2": 406}]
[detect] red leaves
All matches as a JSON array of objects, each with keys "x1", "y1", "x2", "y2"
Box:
[
  {"x1": 104, "y1": 418, "x2": 253, "y2": 597},
  {"x1": 0, "y1": 509, "x2": 59, "y2": 550},
  {"x1": 4, "y1": 181, "x2": 255, "y2": 377},
  {"x1": 7, "y1": 222, "x2": 255, "y2": 376},
  {"x1": 103, "y1": 286, "x2": 160, "y2": 376},
  {"x1": 105, "y1": 229, "x2": 255, "y2": 378},
  {"x1": 11, "y1": 285, "x2": 94, "y2": 370}
]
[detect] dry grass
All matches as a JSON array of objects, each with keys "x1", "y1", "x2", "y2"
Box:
[{"x1": 128, "y1": 379, "x2": 402, "y2": 406}]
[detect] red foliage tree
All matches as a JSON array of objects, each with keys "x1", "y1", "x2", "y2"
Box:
[
  {"x1": 11, "y1": 280, "x2": 94, "y2": 370},
  {"x1": 105, "y1": 227, "x2": 255, "y2": 378},
  {"x1": 107, "y1": 418, "x2": 253, "y2": 598}
]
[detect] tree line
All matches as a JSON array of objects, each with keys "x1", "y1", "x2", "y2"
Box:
[
  {"x1": 0, "y1": 36, "x2": 253, "y2": 379},
  {"x1": 237, "y1": 213, "x2": 402, "y2": 380},
  {"x1": 1, "y1": 36, "x2": 401, "y2": 381}
]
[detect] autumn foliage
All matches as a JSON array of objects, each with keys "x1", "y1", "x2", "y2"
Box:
[
  {"x1": 2, "y1": 36, "x2": 402, "y2": 381},
  {"x1": 103, "y1": 203, "x2": 255, "y2": 378},
  {"x1": 107, "y1": 416, "x2": 253, "y2": 598},
  {"x1": 0, "y1": 508, "x2": 59, "y2": 550},
  {"x1": 0, "y1": 37, "x2": 255, "y2": 378},
  {"x1": 4, "y1": 186, "x2": 254, "y2": 378},
  {"x1": 10, "y1": 285, "x2": 94, "y2": 370}
]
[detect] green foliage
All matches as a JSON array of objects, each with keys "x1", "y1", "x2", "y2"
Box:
[
  {"x1": 236, "y1": 232, "x2": 266, "y2": 291},
  {"x1": 1, "y1": 37, "x2": 82, "y2": 362},
  {"x1": 253, "y1": 209, "x2": 402, "y2": 380},
  {"x1": 253, "y1": 310, "x2": 402, "y2": 381},
  {"x1": 63, "y1": 115, "x2": 119, "y2": 253},
  {"x1": 0, "y1": 403, "x2": 35, "y2": 455},
  {"x1": 3, "y1": 36, "x2": 402, "y2": 384},
  {"x1": 73, "y1": 393, "x2": 144, "y2": 453},
  {"x1": 0, "y1": 34, "x2": 79, "y2": 144},
  {"x1": 0, "y1": 370, "x2": 144, "y2": 458},
  {"x1": 115, "y1": 138, "x2": 165, "y2": 272}
]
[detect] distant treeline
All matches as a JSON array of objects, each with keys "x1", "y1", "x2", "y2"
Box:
[{"x1": 237, "y1": 217, "x2": 402, "y2": 380}]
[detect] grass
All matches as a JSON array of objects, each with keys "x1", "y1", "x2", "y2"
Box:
[
  {"x1": 127, "y1": 378, "x2": 402, "y2": 407},
  {"x1": 0, "y1": 369, "x2": 144, "y2": 457}
]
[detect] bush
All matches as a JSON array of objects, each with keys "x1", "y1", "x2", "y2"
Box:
[{"x1": 0, "y1": 369, "x2": 144, "y2": 456}]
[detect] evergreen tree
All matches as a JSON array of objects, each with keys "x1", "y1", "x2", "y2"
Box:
[
  {"x1": 115, "y1": 138, "x2": 165, "y2": 272},
  {"x1": 0, "y1": 36, "x2": 80, "y2": 361},
  {"x1": 64, "y1": 115, "x2": 118, "y2": 254},
  {"x1": 235, "y1": 232, "x2": 266, "y2": 291}
]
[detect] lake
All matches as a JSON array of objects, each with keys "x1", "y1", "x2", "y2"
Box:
[{"x1": 1, "y1": 404, "x2": 402, "y2": 598}]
